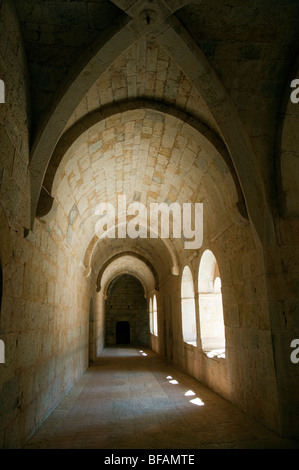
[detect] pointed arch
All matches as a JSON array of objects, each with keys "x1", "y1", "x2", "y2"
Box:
[
  {"x1": 36, "y1": 99, "x2": 246, "y2": 222},
  {"x1": 156, "y1": 16, "x2": 276, "y2": 245},
  {"x1": 29, "y1": 12, "x2": 135, "y2": 227},
  {"x1": 28, "y1": 5, "x2": 273, "y2": 248}
]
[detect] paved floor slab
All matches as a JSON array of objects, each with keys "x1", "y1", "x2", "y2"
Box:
[{"x1": 24, "y1": 347, "x2": 299, "y2": 449}]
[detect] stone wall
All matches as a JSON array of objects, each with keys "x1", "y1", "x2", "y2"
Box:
[
  {"x1": 0, "y1": 4, "x2": 93, "y2": 446},
  {"x1": 0, "y1": 0, "x2": 30, "y2": 228},
  {"x1": 0, "y1": 216, "x2": 92, "y2": 448},
  {"x1": 160, "y1": 224, "x2": 283, "y2": 435},
  {"x1": 268, "y1": 218, "x2": 299, "y2": 437}
]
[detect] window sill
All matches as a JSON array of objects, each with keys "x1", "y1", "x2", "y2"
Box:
[
  {"x1": 183, "y1": 341, "x2": 197, "y2": 349},
  {"x1": 203, "y1": 349, "x2": 226, "y2": 359}
]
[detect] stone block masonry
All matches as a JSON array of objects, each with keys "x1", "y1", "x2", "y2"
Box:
[{"x1": 105, "y1": 274, "x2": 148, "y2": 347}]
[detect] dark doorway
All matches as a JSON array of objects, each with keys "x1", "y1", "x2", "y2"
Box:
[{"x1": 116, "y1": 321, "x2": 130, "y2": 344}]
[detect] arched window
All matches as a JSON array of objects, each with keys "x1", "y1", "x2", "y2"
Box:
[
  {"x1": 149, "y1": 297, "x2": 153, "y2": 334},
  {"x1": 198, "y1": 250, "x2": 225, "y2": 356},
  {"x1": 153, "y1": 295, "x2": 158, "y2": 336},
  {"x1": 181, "y1": 266, "x2": 197, "y2": 345}
]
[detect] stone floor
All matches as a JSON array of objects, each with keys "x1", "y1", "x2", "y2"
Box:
[{"x1": 24, "y1": 347, "x2": 299, "y2": 450}]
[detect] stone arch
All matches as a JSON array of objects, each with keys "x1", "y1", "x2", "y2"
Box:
[
  {"x1": 85, "y1": 221, "x2": 180, "y2": 282},
  {"x1": 156, "y1": 16, "x2": 276, "y2": 245},
  {"x1": 29, "y1": 11, "x2": 134, "y2": 223},
  {"x1": 36, "y1": 99, "x2": 247, "y2": 222},
  {"x1": 96, "y1": 251, "x2": 159, "y2": 293},
  {"x1": 100, "y1": 254, "x2": 156, "y2": 299},
  {"x1": 28, "y1": 3, "x2": 270, "y2": 244},
  {"x1": 28, "y1": 0, "x2": 276, "y2": 249}
]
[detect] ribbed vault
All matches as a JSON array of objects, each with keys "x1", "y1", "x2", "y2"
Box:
[{"x1": 29, "y1": 6, "x2": 276, "y2": 246}]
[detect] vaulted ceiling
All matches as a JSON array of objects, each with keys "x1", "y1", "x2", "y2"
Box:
[{"x1": 13, "y1": 0, "x2": 299, "y2": 288}]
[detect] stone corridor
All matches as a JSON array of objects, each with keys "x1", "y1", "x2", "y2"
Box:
[
  {"x1": 24, "y1": 347, "x2": 299, "y2": 450},
  {"x1": 1, "y1": 0, "x2": 299, "y2": 449}
]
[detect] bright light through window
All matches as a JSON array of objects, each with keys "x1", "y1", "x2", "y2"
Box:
[
  {"x1": 198, "y1": 250, "x2": 225, "y2": 355},
  {"x1": 149, "y1": 298, "x2": 153, "y2": 334},
  {"x1": 185, "y1": 390, "x2": 196, "y2": 396},
  {"x1": 153, "y1": 295, "x2": 158, "y2": 336},
  {"x1": 181, "y1": 266, "x2": 197, "y2": 345},
  {"x1": 190, "y1": 398, "x2": 204, "y2": 406}
]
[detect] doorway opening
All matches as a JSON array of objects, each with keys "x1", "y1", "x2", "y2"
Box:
[{"x1": 116, "y1": 321, "x2": 130, "y2": 344}]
